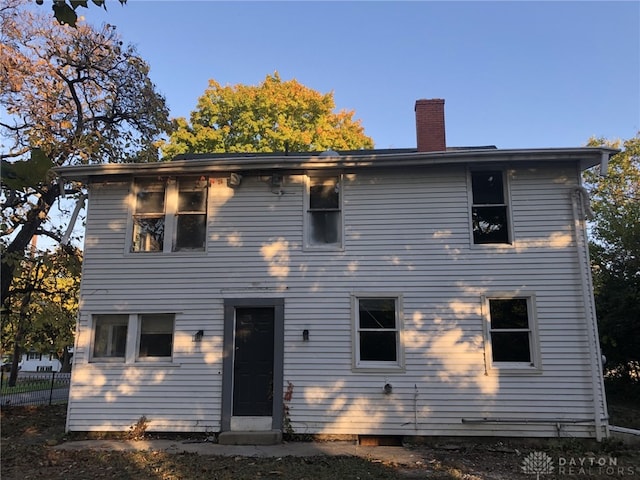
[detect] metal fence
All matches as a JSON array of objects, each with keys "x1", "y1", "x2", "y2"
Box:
[{"x1": 0, "y1": 371, "x2": 71, "y2": 407}]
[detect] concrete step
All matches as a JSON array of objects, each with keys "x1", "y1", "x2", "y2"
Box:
[{"x1": 218, "y1": 430, "x2": 282, "y2": 445}]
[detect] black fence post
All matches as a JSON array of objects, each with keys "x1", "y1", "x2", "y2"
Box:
[
  {"x1": 1, "y1": 370, "x2": 3, "y2": 390},
  {"x1": 49, "y1": 371, "x2": 55, "y2": 406}
]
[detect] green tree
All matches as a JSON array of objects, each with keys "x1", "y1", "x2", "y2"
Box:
[
  {"x1": 32, "y1": 0, "x2": 127, "y2": 28},
  {"x1": 160, "y1": 72, "x2": 374, "y2": 158},
  {"x1": 1, "y1": 246, "x2": 81, "y2": 385},
  {"x1": 1, "y1": 1, "x2": 171, "y2": 304},
  {"x1": 584, "y1": 134, "x2": 640, "y2": 386}
]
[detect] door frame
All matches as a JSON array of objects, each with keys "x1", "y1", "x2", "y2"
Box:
[{"x1": 221, "y1": 298, "x2": 284, "y2": 432}]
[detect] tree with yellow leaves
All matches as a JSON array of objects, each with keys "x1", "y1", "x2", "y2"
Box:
[
  {"x1": 160, "y1": 72, "x2": 374, "y2": 158},
  {"x1": 2, "y1": 246, "x2": 81, "y2": 386}
]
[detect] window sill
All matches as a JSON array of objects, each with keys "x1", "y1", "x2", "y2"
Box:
[
  {"x1": 303, "y1": 244, "x2": 345, "y2": 253},
  {"x1": 87, "y1": 360, "x2": 180, "y2": 368},
  {"x1": 135, "y1": 359, "x2": 177, "y2": 366},
  {"x1": 353, "y1": 364, "x2": 405, "y2": 374},
  {"x1": 125, "y1": 250, "x2": 207, "y2": 257},
  {"x1": 470, "y1": 242, "x2": 514, "y2": 249},
  {"x1": 89, "y1": 358, "x2": 126, "y2": 364},
  {"x1": 487, "y1": 364, "x2": 542, "y2": 374}
]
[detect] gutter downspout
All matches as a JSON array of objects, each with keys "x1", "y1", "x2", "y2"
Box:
[
  {"x1": 571, "y1": 184, "x2": 609, "y2": 441},
  {"x1": 599, "y1": 151, "x2": 610, "y2": 177}
]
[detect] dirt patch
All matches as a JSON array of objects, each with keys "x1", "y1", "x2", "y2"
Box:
[{"x1": 2, "y1": 404, "x2": 639, "y2": 480}]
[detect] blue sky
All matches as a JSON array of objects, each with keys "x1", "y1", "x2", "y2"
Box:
[{"x1": 82, "y1": 1, "x2": 638, "y2": 150}]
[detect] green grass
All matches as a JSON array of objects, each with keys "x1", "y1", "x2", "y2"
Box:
[{"x1": 0, "y1": 378, "x2": 66, "y2": 395}]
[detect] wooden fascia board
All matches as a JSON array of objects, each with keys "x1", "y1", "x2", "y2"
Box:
[{"x1": 53, "y1": 147, "x2": 618, "y2": 182}]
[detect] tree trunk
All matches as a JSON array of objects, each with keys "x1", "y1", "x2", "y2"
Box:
[
  {"x1": 8, "y1": 339, "x2": 22, "y2": 388},
  {"x1": 8, "y1": 289, "x2": 32, "y2": 387},
  {"x1": 1, "y1": 183, "x2": 59, "y2": 305},
  {"x1": 60, "y1": 346, "x2": 72, "y2": 373}
]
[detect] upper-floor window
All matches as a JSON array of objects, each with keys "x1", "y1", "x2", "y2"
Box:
[
  {"x1": 353, "y1": 295, "x2": 404, "y2": 371},
  {"x1": 483, "y1": 295, "x2": 540, "y2": 371},
  {"x1": 305, "y1": 175, "x2": 342, "y2": 249},
  {"x1": 131, "y1": 177, "x2": 208, "y2": 253},
  {"x1": 470, "y1": 171, "x2": 510, "y2": 244}
]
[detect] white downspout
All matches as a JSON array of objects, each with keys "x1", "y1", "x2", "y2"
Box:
[{"x1": 571, "y1": 185, "x2": 609, "y2": 441}]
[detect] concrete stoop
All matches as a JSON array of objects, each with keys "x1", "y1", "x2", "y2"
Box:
[{"x1": 218, "y1": 430, "x2": 283, "y2": 445}]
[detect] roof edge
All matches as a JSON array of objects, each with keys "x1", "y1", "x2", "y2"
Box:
[{"x1": 53, "y1": 147, "x2": 619, "y2": 182}]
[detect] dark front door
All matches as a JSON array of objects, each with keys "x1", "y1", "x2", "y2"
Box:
[{"x1": 233, "y1": 307, "x2": 275, "y2": 416}]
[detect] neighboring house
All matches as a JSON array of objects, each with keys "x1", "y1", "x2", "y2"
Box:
[
  {"x1": 55, "y1": 99, "x2": 616, "y2": 442},
  {"x1": 19, "y1": 352, "x2": 62, "y2": 372}
]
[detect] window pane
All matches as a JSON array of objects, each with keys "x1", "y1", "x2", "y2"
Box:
[
  {"x1": 472, "y1": 171, "x2": 504, "y2": 204},
  {"x1": 360, "y1": 331, "x2": 397, "y2": 361},
  {"x1": 135, "y1": 190, "x2": 165, "y2": 214},
  {"x1": 310, "y1": 179, "x2": 339, "y2": 209},
  {"x1": 473, "y1": 206, "x2": 509, "y2": 244},
  {"x1": 132, "y1": 217, "x2": 164, "y2": 252},
  {"x1": 359, "y1": 298, "x2": 396, "y2": 329},
  {"x1": 491, "y1": 332, "x2": 531, "y2": 362},
  {"x1": 490, "y1": 298, "x2": 529, "y2": 329},
  {"x1": 138, "y1": 314, "x2": 174, "y2": 358},
  {"x1": 310, "y1": 211, "x2": 340, "y2": 244},
  {"x1": 93, "y1": 315, "x2": 128, "y2": 358},
  {"x1": 178, "y1": 189, "x2": 207, "y2": 212},
  {"x1": 174, "y1": 214, "x2": 206, "y2": 250}
]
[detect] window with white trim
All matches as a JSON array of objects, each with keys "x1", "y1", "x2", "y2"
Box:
[
  {"x1": 90, "y1": 313, "x2": 176, "y2": 363},
  {"x1": 483, "y1": 295, "x2": 539, "y2": 370},
  {"x1": 353, "y1": 296, "x2": 403, "y2": 370},
  {"x1": 131, "y1": 177, "x2": 207, "y2": 253},
  {"x1": 305, "y1": 175, "x2": 342, "y2": 248},
  {"x1": 470, "y1": 170, "x2": 511, "y2": 244},
  {"x1": 92, "y1": 314, "x2": 128, "y2": 360},
  {"x1": 137, "y1": 313, "x2": 174, "y2": 359}
]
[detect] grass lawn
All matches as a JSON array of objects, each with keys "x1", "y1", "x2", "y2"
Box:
[{"x1": 0, "y1": 379, "x2": 66, "y2": 396}]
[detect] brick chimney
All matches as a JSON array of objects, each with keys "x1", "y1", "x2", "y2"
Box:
[{"x1": 415, "y1": 98, "x2": 446, "y2": 152}]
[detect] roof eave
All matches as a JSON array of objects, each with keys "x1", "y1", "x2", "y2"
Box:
[{"x1": 53, "y1": 147, "x2": 619, "y2": 182}]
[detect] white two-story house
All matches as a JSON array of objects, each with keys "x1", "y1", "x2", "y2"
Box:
[{"x1": 55, "y1": 99, "x2": 616, "y2": 443}]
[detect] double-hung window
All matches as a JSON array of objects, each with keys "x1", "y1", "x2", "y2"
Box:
[
  {"x1": 137, "y1": 314, "x2": 174, "y2": 359},
  {"x1": 92, "y1": 314, "x2": 128, "y2": 361},
  {"x1": 305, "y1": 175, "x2": 342, "y2": 248},
  {"x1": 91, "y1": 313, "x2": 175, "y2": 363},
  {"x1": 483, "y1": 295, "x2": 539, "y2": 371},
  {"x1": 131, "y1": 177, "x2": 208, "y2": 253},
  {"x1": 470, "y1": 170, "x2": 511, "y2": 244},
  {"x1": 353, "y1": 296, "x2": 403, "y2": 371},
  {"x1": 132, "y1": 180, "x2": 165, "y2": 252}
]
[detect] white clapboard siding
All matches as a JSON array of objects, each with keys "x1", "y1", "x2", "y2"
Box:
[{"x1": 66, "y1": 163, "x2": 605, "y2": 438}]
